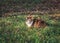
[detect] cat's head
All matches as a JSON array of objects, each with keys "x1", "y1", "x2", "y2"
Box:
[{"x1": 26, "y1": 14, "x2": 34, "y2": 21}]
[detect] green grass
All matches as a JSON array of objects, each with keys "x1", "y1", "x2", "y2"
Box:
[{"x1": 0, "y1": 14, "x2": 60, "y2": 43}]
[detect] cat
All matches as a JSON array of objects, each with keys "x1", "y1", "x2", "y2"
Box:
[{"x1": 25, "y1": 14, "x2": 47, "y2": 28}]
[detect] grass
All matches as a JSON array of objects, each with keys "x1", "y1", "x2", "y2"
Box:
[{"x1": 0, "y1": 14, "x2": 60, "y2": 43}]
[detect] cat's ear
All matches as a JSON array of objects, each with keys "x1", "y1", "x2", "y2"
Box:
[{"x1": 26, "y1": 17, "x2": 27, "y2": 20}]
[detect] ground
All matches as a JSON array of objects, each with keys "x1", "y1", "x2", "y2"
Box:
[{"x1": 0, "y1": 13, "x2": 60, "y2": 43}]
